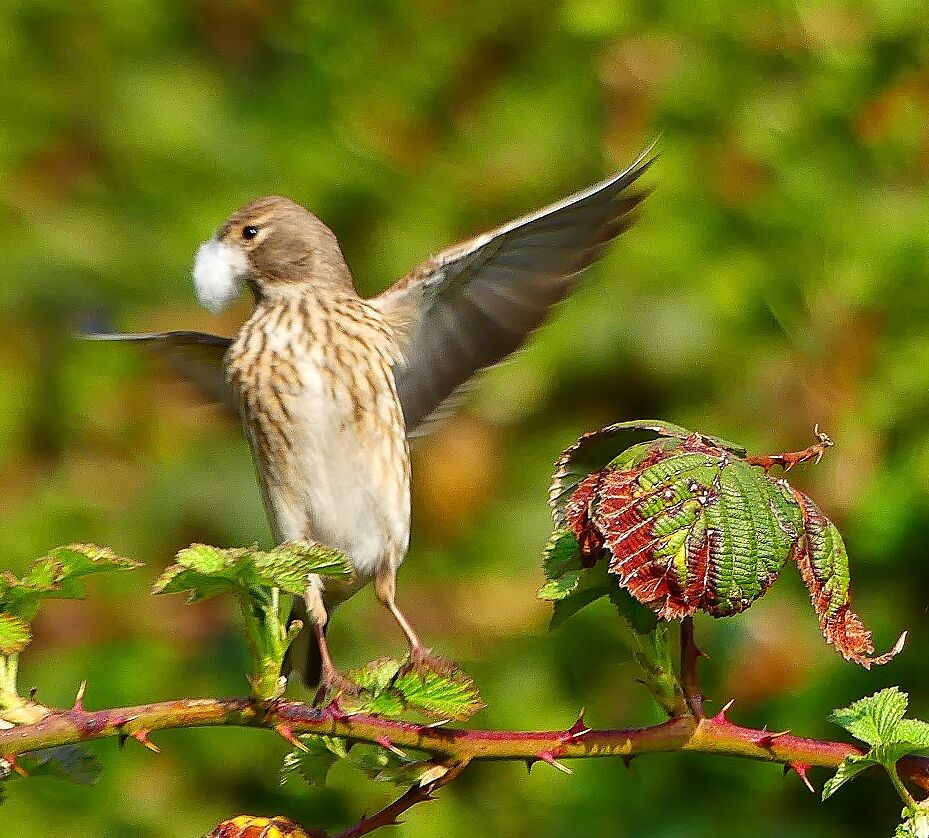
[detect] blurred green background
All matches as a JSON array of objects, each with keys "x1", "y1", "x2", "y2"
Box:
[{"x1": 2, "y1": 0, "x2": 928, "y2": 835}]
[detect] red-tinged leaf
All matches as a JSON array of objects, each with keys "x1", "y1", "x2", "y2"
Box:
[
  {"x1": 549, "y1": 420, "x2": 746, "y2": 528},
  {"x1": 586, "y1": 435, "x2": 799, "y2": 619},
  {"x1": 793, "y1": 492, "x2": 904, "y2": 668}
]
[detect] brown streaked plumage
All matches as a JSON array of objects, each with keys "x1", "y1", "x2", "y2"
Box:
[{"x1": 87, "y1": 146, "x2": 656, "y2": 689}]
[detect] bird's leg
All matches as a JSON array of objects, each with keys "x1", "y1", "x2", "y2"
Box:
[
  {"x1": 375, "y1": 567, "x2": 447, "y2": 669},
  {"x1": 304, "y1": 585, "x2": 358, "y2": 696}
]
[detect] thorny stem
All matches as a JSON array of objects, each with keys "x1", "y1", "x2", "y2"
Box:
[
  {"x1": 680, "y1": 617, "x2": 704, "y2": 718},
  {"x1": 331, "y1": 762, "x2": 468, "y2": 838},
  {"x1": 1, "y1": 696, "x2": 928, "y2": 792},
  {"x1": 744, "y1": 427, "x2": 833, "y2": 472}
]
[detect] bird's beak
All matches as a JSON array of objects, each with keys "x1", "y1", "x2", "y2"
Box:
[{"x1": 192, "y1": 238, "x2": 249, "y2": 314}]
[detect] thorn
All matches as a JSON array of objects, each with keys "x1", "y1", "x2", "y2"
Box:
[
  {"x1": 276, "y1": 724, "x2": 307, "y2": 752},
  {"x1": 131, "y1": 729, "x2": 160, "y2": 753},
  {"x1": 558, "y1": 709, "x2": 592, "y2": 744},
  {"x1": 424, "y1": 718, "x2": 451, "y2": 729},
  {"x1": 752, "y1": 728, "x2": 791, "y2": 749},
  {"x1": 788, "y1": 761, "x2": 815, "y2": 793},
  {"x1": 538, "y1": 751, "x2": 573, "y2": 774},
  {"x1": 377, "y1": 736, "x2": 408, "y2": 759},
  {"x1": 711, "y1": 699, "x2": 735, "y2": 724},
  {"x1": 73, "y1": 680, "x2": 87, "y2": 712},
  {"x1": 321, "y1": 700, "x2": 349, "y2": 722}
]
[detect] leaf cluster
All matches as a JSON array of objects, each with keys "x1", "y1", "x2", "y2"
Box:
[
  {"x1": 541, "y1": 420, "x2": 903, "y2": 668},
  {"x1": 0, "y1": 545, "x2": 141, "y2": 657},
  {"x1": 153, "y1": 542, "x2": 353, "y2": 701}
]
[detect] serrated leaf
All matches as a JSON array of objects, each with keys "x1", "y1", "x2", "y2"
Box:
[
  {"x1": 831, "y1": 688, "x2": 909, "y2": 748},
  {"x1": 826, "y1": 688, "x2": 929, "y2": 801},
  {"x1": 282, "y1": 735, "x2": 345, "y2": 787},
  {"x1": 795, "y1": 495, "x2": 903, "y2": 668},
  {"x1": 538, "y1": 571, "x2": 583, "y2": 601},
  {"x1": 895, "y1": 719, "x2": 929, "y2": 751},
  {"x1": 590, "y1": 438, "x2": 797, "y2": 619},
  {"x1": 254, "y1": 542, "x2": 352, "y2": 595},
  {"x1": 608, "y1": 583, "x2": 659, "y2": 635},
  {"x1": 393, "y1": 662, "x2": 484, "y2": 721},
  {"x1": 151, "y1": 566, "x2": 237, "y2": 600},
  {"x1": 549, "y1": 420, "x2": 747, "y2": 528},
  {"x1": 1, "y1": 545, "x2": 141, "y2": 622},
  {"x1": 172, "y1": 544, "x2": 232, "y2": 575},
  {"x1": 542, "y1": 530, "x2": 583, "y2": 580},
  {"x1": 0, "y1": 614, "x2": 31, "y2": 654},
  {"x1": 341, "y1": 658, "x2": 407, "y2": 716},
  {"x1": 821, "y1": 753, "x2": 876, "y2": 800}
]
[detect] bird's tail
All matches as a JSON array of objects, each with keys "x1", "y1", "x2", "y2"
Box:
[{"x1": 282, "y1": 597, "x2": 324, "y2": 688}]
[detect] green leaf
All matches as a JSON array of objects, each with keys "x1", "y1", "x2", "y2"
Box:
[
  {"x1": 609, "y1": 584, "x2": 659, "y2": 635},
  {"x1": 538, "y1": 570, "x2": 583, "y2": 601},
  {"x1": 831, "y1": 687, "x2": 909, "y2": 749},
  {"x1": 282, "y1": 735, "x2": 346, "y2": 787},
  {"x1": 253, "y1": 542, "x2": 353, "y2": 595},
  {"x1": 550, "y1": 584, "x2": 611, "y2": 628},
  {"x1": 895, "y1": 809, "x2": 929, "y2": 838},
  {"x1": 822, "y1": 753, "x2": 877, "y2": 800},
  {"x1": 1, "y1": 544, "x2": 142, "y2": 622},
  {"x1": 541, "y1": 530, "x2": 583, "y2": 580},
  {"x1": 825, "y1": 689, "x2": 929, "y2": 802},
  {"x1": 0, "y1": 614, "x2": 31, "y2": 655},
  {"x1": 342, "y1": 658, "x2": 407, "y2": 716},
  {"x1": 153, "y1": 542, "x2": 353, "y2": 600},
  {"x1": 392, "y1": 661, "x2": 484, "y2": 721}
]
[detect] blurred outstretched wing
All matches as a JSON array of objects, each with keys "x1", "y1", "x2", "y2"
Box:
[
  {"x1": 379, "y1": 145, "x2": 655, "y2": 435},
  {"x1": 83, "y1": 331, "x2": 234, "y2": 410}
]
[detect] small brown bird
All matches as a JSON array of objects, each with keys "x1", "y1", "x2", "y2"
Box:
[{"x1": 90, "y1": 147, "x2": 654, "y2": 690}]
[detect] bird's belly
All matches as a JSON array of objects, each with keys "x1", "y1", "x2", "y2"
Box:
[{"x1": 243, "y1": 358, "x2": 410, "y2": 583}]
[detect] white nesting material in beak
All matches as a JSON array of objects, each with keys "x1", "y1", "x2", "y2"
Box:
[{"x1": 192, "y1": 239, "x2": 249, "y2": 313}]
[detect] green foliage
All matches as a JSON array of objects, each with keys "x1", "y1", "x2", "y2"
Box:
[
  {"x1": 153, "y1": 542, "x2": 352, "y2": 701},
  {"x1": 4, "y1": 0, "x2": 929, "y2": 833},
  {"x1": 0, "y1": 545, "x2": 141, "y2": 623},
  {"x1": 542, "y1": 422, "x2": 902, "y2": 668},
  {"x1": 894, "y1": 809, "x2": 929, "y2": 838},
  {"x1": 340, "y1": 656, "x2": 484, "y2": 722},
  {"x1": 283, "y1": 734, "x2": 447, "y2": 790},
  {"x1": 824, "y1": 688, "x2": 929, "y2": 804},
  {"x1": 0, "y1": 615, "x2": 30, "y2": 656},
  {"x1": 153, "y1": 542, "x2": 352, "y2": 601}
]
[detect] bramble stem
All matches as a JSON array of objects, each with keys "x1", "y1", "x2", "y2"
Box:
[
  {"x1": 680, "y1": 617, "x2": 704, "y2": 718},
  {"x1": 332, "y1": 762, "x2": 468, "y2": 837},
  {"x1": 1, "y1": 696, "x2": 927, "y2": 792}
]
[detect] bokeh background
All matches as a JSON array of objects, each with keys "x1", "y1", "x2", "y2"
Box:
[{"x1": 2, "y1": 0, "x2": 929, "y2": 835}]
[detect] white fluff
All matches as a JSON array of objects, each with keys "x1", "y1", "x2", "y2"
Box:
[{"x1": 192, "y1": 239, "x2": 248, "y2": 313}]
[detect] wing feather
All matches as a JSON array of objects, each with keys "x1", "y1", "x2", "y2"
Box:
[{"x1": 381, "y1": 145, "x2": 656, "y2": 432}]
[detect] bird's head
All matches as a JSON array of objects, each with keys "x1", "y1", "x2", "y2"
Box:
[{"x1": 192, "y1": 195, "x2": 353, "y2": 313}]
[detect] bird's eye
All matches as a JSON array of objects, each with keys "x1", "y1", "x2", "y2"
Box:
[{"x1": 242, "y1": 225, "x2": 259, "y2": 240}]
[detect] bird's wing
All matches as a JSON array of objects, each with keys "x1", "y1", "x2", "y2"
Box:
[
  {"x1": 83, "y1": 330, "x2": 235, "y2": 410},
  {"x1": 377, "y1": 145, "x2": 656, "y2": 435}
]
